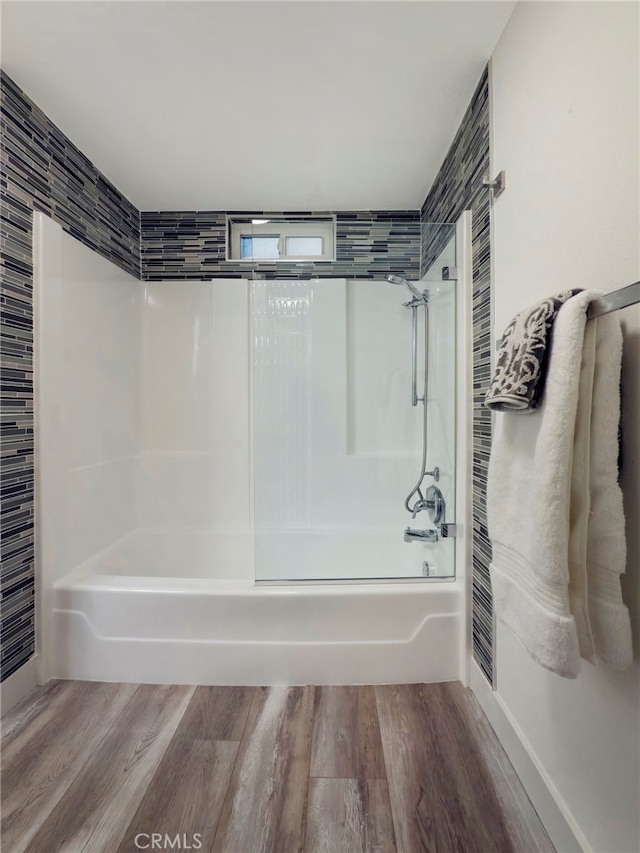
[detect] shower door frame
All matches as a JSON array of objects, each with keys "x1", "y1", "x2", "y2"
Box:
[{"x1": 453, "y1": 210, "x2": 474, "y2": 686}]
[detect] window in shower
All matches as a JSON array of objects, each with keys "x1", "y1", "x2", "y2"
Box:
[
  {"x1": 251, "y1": 223, "x2": 457, "y2": 582},
  {"x1": 228, "y1": 216, "x2": 335, "y2": 261},
  {"x1": 240, "y1": 235, "x2": 280, "y2": 259}
]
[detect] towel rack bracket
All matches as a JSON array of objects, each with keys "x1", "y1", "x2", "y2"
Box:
[{"x1": 482, "y1": 170, "x2": 506, "y2": 198}]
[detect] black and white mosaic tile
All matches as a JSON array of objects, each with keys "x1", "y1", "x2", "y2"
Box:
[
  {"x1": 421, "y1": 67, "x2": 495, "y2": 685},
  {"x1": 141, "y1": 210, "x2": 420, "y2": 280},
  {"x1": 0, "y1": 70, "x2": 140, "y2": 681}
]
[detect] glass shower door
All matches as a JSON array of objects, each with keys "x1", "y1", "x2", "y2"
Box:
[
  {"x1": 252, "y1": 226, "x2": 457, "y2": 582},
  {"x1": 409, "y1": 222, "x2": 458, "y2": 579}
]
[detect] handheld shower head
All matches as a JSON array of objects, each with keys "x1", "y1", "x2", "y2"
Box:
[
  {"x1": 386, "y1": 275, "x2": 426, "y2": 302},
  {"x1": 387, "y1": 274, "x2": 409, "y2": 287}
]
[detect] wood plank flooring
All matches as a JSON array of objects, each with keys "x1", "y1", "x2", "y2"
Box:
[{"x1": 1, "y1": 681, "x2": 555, "y2": 853}]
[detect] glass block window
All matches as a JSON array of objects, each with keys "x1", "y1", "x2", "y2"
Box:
[{"x1": 228, "y1": 217, "x2": 335, "y2": 261}]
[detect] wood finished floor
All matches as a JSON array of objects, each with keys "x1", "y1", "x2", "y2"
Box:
[{"x1": 1, "y1": 681, "x2": 554, "y2": 853}]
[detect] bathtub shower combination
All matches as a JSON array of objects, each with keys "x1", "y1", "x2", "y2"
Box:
[{"x1": 35, "y1": 212, "x2": 469, "y2": 685}]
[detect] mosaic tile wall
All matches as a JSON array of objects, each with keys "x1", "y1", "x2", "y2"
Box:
[
  {"x1": 141, "y1": 210, "x2": 420, "y2": 280},
  {"x1": 420, "y1": 221, "x2": 457, "y2": 278},
  {"x1": 0, "y1": 71, "x2": 140, "y2": 681},
  {"x1": 421, "y1": 67, "x2": 495, "y2": 685}
]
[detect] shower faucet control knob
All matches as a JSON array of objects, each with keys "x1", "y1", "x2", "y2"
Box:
[{"x1": 411, "y1": 499, "x2": 433, "y2": 518}]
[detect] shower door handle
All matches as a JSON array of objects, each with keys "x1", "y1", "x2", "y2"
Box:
[{"x1": 411, "y1": 305, "x2": 424, "y2": 407}]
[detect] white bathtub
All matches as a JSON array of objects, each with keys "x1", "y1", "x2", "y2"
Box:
[{"x1": 51, "y1": 530, "x2": 463, "y2": 685}]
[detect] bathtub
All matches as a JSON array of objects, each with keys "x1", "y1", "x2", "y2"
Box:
[{"x1": 51, "y1": 530, "x2": 463, "y2": 685}]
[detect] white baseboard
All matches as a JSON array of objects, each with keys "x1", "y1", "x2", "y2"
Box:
[
  {"x1": 470, "y1": 660, "x2": 587, "y2": 853},
  {"x1": 0, "y1": 656, "x2": 39, "y2": 717}
]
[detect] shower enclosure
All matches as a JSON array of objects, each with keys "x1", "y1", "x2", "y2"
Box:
[
  {"x1": 253, "y1": 223, "x2": 457, "y2": 581},
  {"x1": 35, "y1": 211, "x2": 465, "y2": 686}
]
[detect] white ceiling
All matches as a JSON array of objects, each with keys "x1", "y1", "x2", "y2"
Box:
[{"x1": 1, "y1": 1, "x2": 515, "y2": 211}]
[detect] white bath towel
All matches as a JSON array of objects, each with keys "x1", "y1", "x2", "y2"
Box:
[
  {"x1": 488, "y1": 291, "x2": 633, "y2": 678},
  {"x1": 585, "y1": 314, "x2": 633, "y2": 669},
  {"x1": 567, "y1": 317, "x2": 597, "y2": 662}
]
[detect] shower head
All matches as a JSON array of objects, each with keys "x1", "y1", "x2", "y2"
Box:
[
  {"x1": 387, "y1": 274, "x2": 409, "y2": 287},
  {"x1": 386, "y1": 275, "x2": 426, "y2": 302}
]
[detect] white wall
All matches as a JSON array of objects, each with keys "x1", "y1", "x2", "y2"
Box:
[
  {"x1": 488, "y1": 3, "x2": 639, "y2": 851},
  {"x1": 35, "y1": 212, "x2": 139, "y2": 679}
]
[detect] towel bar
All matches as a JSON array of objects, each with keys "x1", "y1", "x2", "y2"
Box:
[{"x1": 587, "y1": 281, "x2": 640, "y2": 319}]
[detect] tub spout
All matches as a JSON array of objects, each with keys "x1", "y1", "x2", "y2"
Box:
[{"x1": 404, "y1": 527, "x2": 438, "y2": 543}]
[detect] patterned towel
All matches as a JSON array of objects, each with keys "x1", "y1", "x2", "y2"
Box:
[{"x1": 485, "y1": 290, "x2": 582, "y2": 412}]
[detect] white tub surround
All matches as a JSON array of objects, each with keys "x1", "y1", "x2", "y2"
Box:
[
  {"x1": 35, "y1": 213, "x2": 465, "y2": 687},
  {"x1": 34, "y1": 213, "x2": 140, "y2": 683}
]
